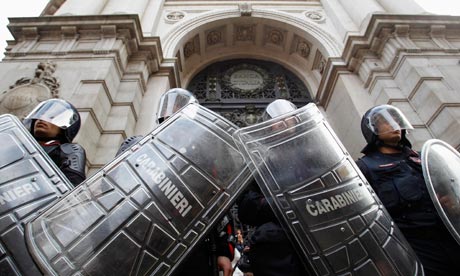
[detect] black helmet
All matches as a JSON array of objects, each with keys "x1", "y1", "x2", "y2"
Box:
[
  {"x1": 361, "y1": 104, "x2": 413, "y2": 153},
  {"x1": 23, "y1": 99, "x2": 81, "y2": 143},
  {"x1": 262, "y1": 99, "x2": 297, "y2": 121},
  {"x1": 155, "y1": 88, "x2": 198, "y2": 124}
]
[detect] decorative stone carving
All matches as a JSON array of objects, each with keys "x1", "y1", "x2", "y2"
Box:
[
  {"x1": 268, "y1": 29, "x2": 284, "y2": 45},
  {"x1": 235, "y1": 25, "x2": 255, "y2": 42},
  {"x1": 222, "y1": 64, "x2": 269, "y2": 97},
  {"x1": 296, "y1": 41, "x2": 311, "y2": 58},
  {"x1": 305, "y1": 11, "x2": 325, "y2": 23},
  {"x1": 290, "y1": 35, "x2": 311, "y2": 59},
  {"x1": 165, "y1": 11, "x2": 185, "y2": 23},
  {"x1": 313, "y1": 50, "x2": 326, "y2": 74},
  {"x1": 239, "y1": 3, "x2": 252, "y2": 16},
  {"x1": 0, "y1": 61, "x2": 59, "y2": 119},
  {"x1": 207, "y1": 30, "x2": 222, "y2": 46},
  {"x1": 318, "y1": 59, "x2": 326, "y2": 74},
  {"x1": 184, "y1": 35, "x2": 200, "y2": 58}
]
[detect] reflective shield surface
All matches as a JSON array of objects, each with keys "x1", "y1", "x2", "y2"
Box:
[
  {"x1": 421, "y1": 139, "x2": 460, "y2": 244},
  {"x1": 26, "y1": 104, "x2": 251, "y2": 276},
  {"x1": 0, "y1": 114, "x2": 73, "y2": 276},
  {"x1": 233, "y1": 103, "x2": 423, "y2": 276}
]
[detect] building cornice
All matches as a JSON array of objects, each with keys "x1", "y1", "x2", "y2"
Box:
[
  {"x1": 317, "y1": 14, "x2": 460, "y2": 108},
  {"x1": 5, "y1": 15, "x2": 179, "y2": 85}
]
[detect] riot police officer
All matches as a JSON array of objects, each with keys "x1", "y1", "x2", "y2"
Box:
[
  {"x1": 117, "y1": 88, "x2": 235, "y2": 276},
  {"x1": 116, "y1": 88, "x2": 198, "y2": 155},
  {"x1": 23, "y1": 99, "x2": 86, "y2": 186},
  {"x1": 237, "y1": 99, "x2": 310, "y2": 276},
  {"x1": 356, "y1": 104, "x2": 460, "y2": 275}
]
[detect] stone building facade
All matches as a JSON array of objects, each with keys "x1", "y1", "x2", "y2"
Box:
[{"x1": 0, "y1": 0, "x2": 459, "y2": 175}]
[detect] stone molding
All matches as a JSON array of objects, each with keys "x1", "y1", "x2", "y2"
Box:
[
  {"x1": 162, "y1": 8, "x2": 342, "y2": 57},
  {"x1": 6, "y1": 15, "x2": 169, "y2": 82},
  {"x1": 317, "y1": 14, "x2": 460, "y2": 108}
]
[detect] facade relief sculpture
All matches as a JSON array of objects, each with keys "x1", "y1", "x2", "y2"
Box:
[
  {"x1": 305, "y1": 10, "x2": 326, "y2": 23},
  {"x1": 0, "y1": 61, "x2": 59, "y2": 119},
  {"x1": 165, "y1": 11, "x2": 185, "y2": 24}
]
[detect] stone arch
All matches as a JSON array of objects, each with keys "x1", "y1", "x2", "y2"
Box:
[
  {"x1": 163, "y1": 8, "x2": 342, "y2": 58},
  {"x1": 161, "y1": 8, "x2": 343, "y2": 99}
]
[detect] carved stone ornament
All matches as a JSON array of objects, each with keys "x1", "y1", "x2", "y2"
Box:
[
  {"x1": 305, "y1": 11, "x2": 325, "y2": 23},
  {"x1": 239, "y1": 3, "x2": 252, "y2": 16},
  {"x1": 222, "y1": 64, "x2": 269, "y2": 96},
  {"x1": 0, "y1": 84, "x2": 54, "y2": 119},
  {"x1": 235, "y1": 25, "x2": 255, "y2": 42},
  {"x1": 0, "y1": 61, "x2": 59, "y2": 119},
  {"x1": 296, "y1": 40, "x2": 311, "y2": 58},
  {"x1": 165, "y1": 11, "x2": 185, "y2": 23},
  {"x1": 268, "y1": 29, "x2": 284, "y2": 45},
  {"x1": 207, "y1": 30, "x2": 222, "y2": 46},
  {"x1": 184, "y1": 35, "x2": 200, "y2": 58}
]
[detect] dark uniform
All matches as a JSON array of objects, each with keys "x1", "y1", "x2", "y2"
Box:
[
  {"x1": 237, "y1": 181, "x2": 309, "y2": 276},
  {"x1": 357, "y1": 104, "x2": 460, "y2": 276},
  {"x1": 174, "y1": 216, "x2": 235, "y2": 276},
  {"x1": 40, "y1": 140, "x2": 86, "y2": 185},
  {"x1": 356, "y1": 147, "x2": 460, "y2": 275}
]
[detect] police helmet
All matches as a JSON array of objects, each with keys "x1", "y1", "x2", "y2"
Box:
[
  {"x1": 262, "y1": 99, "x2": 297, "y2": 121},
  {"x1": 156, "y1": 88, "x2": 198, "y2": 124},
  {"x1": 361, "y1": 104, "x2": 413, "y2": 153},
  {"x1": 23, "y1": 99, "x2": 81, "y2": 143}
]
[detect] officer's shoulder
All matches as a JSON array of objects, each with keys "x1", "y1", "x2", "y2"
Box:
[{"x1": 60, "y1": 143, "x2": 85, "y2": 153}]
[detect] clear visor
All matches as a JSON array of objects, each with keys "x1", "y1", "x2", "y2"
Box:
[
  {"x1": 25, "y1": 99, "x2": 78, "y2": 128},
  {"x1": 262, "y1": 99, "x2": 297, "y2": 121},
  {"x1": 156, "y1": 90, "x2": 197, "y2": 123},
  {"x1": 367, "y1": 105, "x2": 413, "y2": 135}
]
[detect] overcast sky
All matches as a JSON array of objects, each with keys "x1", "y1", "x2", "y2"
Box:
[{"x1": 0, "y1": 0, "x2": 459, "y2": 59}]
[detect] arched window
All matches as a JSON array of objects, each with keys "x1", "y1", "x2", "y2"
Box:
[{"x1": 187, "y1": 59, "x2": 312, "y2": 126}]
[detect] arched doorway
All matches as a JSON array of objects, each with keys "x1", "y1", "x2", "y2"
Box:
[{"x1": 187, "y1": 59, "x2": 312, "y2": 126}]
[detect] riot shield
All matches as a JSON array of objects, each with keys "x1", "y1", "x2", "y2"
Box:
[
  {"x1": 0, "y1": 114, "x2": 73, "y2": 276},
  {"x1": 25, "y1": 103, "x2": 252, "y2": 276},
  {"x1": 421, "y1": 138, "x2": 460, "y2": 244},
  {"x1": 233, "y1": 103, "x2": 423, "y2": 276}
]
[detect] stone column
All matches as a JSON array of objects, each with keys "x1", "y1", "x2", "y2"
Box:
[
  {"x1": 141, "y1": 0, "x2": 166, "y2": 36},
  {"x1": 336, "y1": 0, "x2": 385, "y2": 28},
  {"x1": 321, "y1": 0, "x2": 359, "y2": 41},
  {"x1": 375, "y1": 0, "x2": 426, "y2": 14},
  {"x1": 55, "y1": 0, "x2": 108, "y2": 15},
  {"x1": 102, "y1": 0, "x2": 150, "y2": 21},
  {"x1": 134, "y1": 75, "x2": 171, "y2": 135}
]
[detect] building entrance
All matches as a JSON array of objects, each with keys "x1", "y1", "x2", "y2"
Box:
[{"x1": 187, "y1": 59, "x2": 312, "y2": 126}]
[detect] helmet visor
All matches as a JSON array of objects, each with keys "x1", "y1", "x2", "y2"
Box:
[
  {"x1": 368, "y1": 105, "x2": 413, "y2": 135},
  {"x1": 262, "y1": 99, "x2": 297, "y2": 121},
  {"x1": 25, "y1": 99, "x2": 79, "y2": 128},
  {"x1": 156, "y1": 89, "x2": 197, "y2": 123}
]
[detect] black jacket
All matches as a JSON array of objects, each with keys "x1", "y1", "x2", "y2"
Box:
[
  {"x1": 237, "y1": 181, "x2": 309, "y2": 276},
  {"x1": 356, "y1": 147, "x2": 438, "y2": 229},
  {"x1": 42, "y1": 142, "x2": 86, "y2": 186}
]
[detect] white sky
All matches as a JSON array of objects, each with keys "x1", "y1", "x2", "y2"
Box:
[{"x1": 0, "y1": 0, "x2": 459, "y2": 59}]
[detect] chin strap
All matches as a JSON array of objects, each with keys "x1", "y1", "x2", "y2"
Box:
[{"x1": 38, "y1": 139, "x2": 61, "y2": 146}]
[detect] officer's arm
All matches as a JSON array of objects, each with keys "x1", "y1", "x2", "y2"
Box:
[
  {"x1": 355, "y1": 159, "x2": 371, "y2": 183},
  {"x1": 60, "y1": 143, "x2": 86, "y2": 186},
  {"x1": 116, "y1": 135, "x2": 143, "y2": 157}
]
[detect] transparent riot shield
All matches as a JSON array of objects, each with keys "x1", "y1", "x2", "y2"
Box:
[
  {"x1": 25, "y1": 103, "x2": 252, "y2": 276},
  {"x1": 233, "y1": 103, "x2": 423, "y2": 276},
  {"x1": 421, "y1": 138, "x2": 460, "y2": 244},
  {"x1": 0, "y1": 114, "x2": 73, "y2": 276}
]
